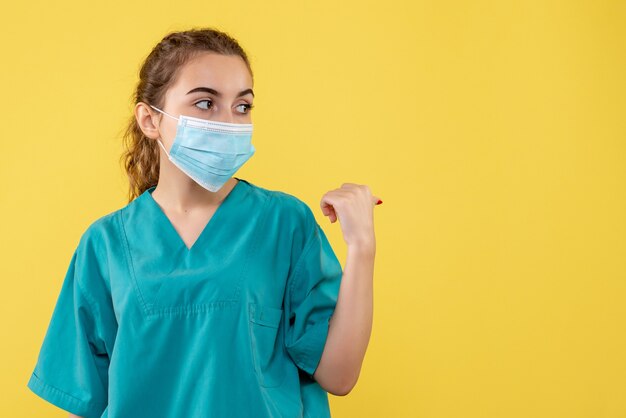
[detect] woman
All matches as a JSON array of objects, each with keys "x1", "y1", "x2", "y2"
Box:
[{"x1": 27, "y1": 27, "x2": 381, "y2": 418}]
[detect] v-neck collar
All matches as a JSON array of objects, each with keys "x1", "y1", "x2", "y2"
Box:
[{"x1": 142, "y1": 177, "x2": 248, "y2": 253}]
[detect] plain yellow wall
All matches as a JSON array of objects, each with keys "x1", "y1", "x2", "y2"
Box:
[{"x1": 1, "y1": 0, "x2": 625, "y2": 417}]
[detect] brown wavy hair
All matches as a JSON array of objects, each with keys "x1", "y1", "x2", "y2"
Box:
[{"x1": 119, "y1": 27, "x2": 254, "y2": 203}]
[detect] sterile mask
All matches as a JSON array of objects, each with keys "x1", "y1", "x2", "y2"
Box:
[{"x1": 150, "y1": 104, "x2": 255, "y2": 192}]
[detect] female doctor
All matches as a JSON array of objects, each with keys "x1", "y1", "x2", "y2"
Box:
[{"x1": 27, "y1": 27, "x2": 381, "y2": 418}]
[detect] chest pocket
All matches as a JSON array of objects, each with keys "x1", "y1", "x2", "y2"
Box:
[{"x1": 248, "y1": 302, "x2": 288, "y2": 387}]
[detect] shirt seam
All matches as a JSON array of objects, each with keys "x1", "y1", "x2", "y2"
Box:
[
  {"x1": 73, "y1": 237, "x2": 109, "y2": 354},
  {"x1": 287, "y1": 221, "x2": 319, "y2": 302},
  {"x1": 28, "y1": 371, "x2": 107, "y2": 412},
  {"x1": 117, "y1": 206, "x2": 150, "y2": 315}
]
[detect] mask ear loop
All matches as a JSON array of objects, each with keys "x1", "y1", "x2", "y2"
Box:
[
  {"x1": 149, "y1": 104, "x2": 179, "y2": 121},
  {"x1": 155, "y1": 138, "x2": 170, "y2": 156},
  {"x1": 149, "y1": 104, "x2": 178, "y2": 157}
]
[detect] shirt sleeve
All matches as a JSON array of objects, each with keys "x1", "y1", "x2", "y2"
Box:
[
  {"x1": 27, "y1": 231, "x2": 114, "y2": 418},
  {"x1": 283, "y1": 216, "x2": 343, "y2": 381}
]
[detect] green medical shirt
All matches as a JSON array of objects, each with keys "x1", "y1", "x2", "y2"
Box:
[{"x1": 27, "y1": 177, "x2": 343, "y2": 418}]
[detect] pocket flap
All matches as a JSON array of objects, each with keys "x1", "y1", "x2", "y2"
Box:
[{"x1": 249, "y1": 302, "x2": 283, "y2": 328}]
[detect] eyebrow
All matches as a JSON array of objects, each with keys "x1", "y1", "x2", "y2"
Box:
[{"x1": 186, "y1": 87, "x2": 254, "y2": 98}]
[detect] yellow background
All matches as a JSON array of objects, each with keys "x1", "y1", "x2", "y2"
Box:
[{"x1": 1, "y1": 0, "x2": 625, "y2": 417}]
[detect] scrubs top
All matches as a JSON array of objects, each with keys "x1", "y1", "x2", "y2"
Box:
[{"x1": 27, "y1": 177, "x2": 344, "y2": 418}]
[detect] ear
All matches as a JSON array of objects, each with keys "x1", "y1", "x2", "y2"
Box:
[{"x1": 135, "y1": 102, "x2": 161, "y2": 140}]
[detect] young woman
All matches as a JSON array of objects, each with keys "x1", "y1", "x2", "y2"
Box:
[{"x1": 27, "y1": 27, "x2": 381, "y2": 418}]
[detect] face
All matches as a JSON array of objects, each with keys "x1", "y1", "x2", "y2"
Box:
[{"x1": 136, "y1": 51, "x2": 254, "y2": 152}]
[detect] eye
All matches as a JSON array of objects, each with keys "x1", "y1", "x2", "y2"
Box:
[
  {"x1": 194, "y1": 99, "x2": 213, "y2": 110},
  {"x1": 236, "y1": 103, "x2": 254, "y2": 114}
]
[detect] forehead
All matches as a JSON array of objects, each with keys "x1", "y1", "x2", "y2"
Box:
[{"x1": 168, "y1": 52, "x2": 252, "y2": 97}]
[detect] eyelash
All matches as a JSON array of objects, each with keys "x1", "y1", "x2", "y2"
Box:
[{"x1": 194, "y1": 99, "x2": 254, "y2": 114}]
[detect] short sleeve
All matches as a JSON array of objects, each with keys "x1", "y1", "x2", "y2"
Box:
[
  {"x1": 283, "y1": 219, "x2": 343, "y2": 381},
  {"x1": 27, "y1": 233, "x2": 114, "y2": 418}
]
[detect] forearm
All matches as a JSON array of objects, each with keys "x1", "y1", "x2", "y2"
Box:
[{"x1": 313, "y1": 242, "x2": 375, "y2": 395}]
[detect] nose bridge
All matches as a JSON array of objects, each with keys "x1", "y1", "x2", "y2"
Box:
[{"x1": 215, "y1": 106, "x2": 236, "y2": 124}]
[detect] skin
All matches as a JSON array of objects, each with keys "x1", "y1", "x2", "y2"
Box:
[
  {"x1": 313, "y1": 183, "x2": 380, "y2": 395},
  {"x1": 68, "y1": 51, "x2": 381, "y2": 416},
  {"x1": 135, "y1": 51, "x2": 255, "y2": 250}
]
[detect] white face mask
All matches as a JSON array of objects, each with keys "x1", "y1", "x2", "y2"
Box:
[{"x1": 150, "y1": 105, "x2": 255, "y2": 192}]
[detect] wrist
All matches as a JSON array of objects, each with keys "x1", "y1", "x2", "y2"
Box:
[{"x1": 347, "y1": 240, "x2": 376, "y2": 258}]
